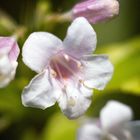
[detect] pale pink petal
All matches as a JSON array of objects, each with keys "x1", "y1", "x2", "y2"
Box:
[
  {"x1": 0, "y1": 37, "x2": 19, "y2": 88},
  {"x1": 0, "y1": 37, "x2": 12, "y2": 53},
  {"x1": 63, "y1": 17, "x2": 97, "y2": 58},
  {"x1": 22, "y1": 32, "x2": 63, "y2": 73},
  {"x1": 0, "y1": 37, "x2": 19, "y2": 61},
  {"x1": 100, "y1": 101, "x2": 133, "y2": 131},
  {"x1": 125, "y1": 121, "x2": 140, "y2": 140},
  {"x1": 81, "y1": 55, "x2": 113, "y2": 90},
  {"x1": 77, "y1": 119, "x2": 102, "y2": 140},
  {"x1": 0, "y1": 55, "x2": 18, "y2": 88},
  {"x1": 105, "y1": 134, "x2": 119, "y2": 140},
  {"x1": 22, "y1": 70, "x2": 61, "y2": 109},
  {"x1": 8, "y1": 38, "x2": 20, "y2": 61},
  {"x1": 58, "y1": 81, "x2": 92, "y2": 119}
]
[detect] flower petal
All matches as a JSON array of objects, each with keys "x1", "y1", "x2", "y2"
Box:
[
  {"x1": 100, "y1": 100, "x2": 133, "y2": 131},
  {"x1": 22, "y1": 32, "x2": 63, "y2": 73},
  {"x1": 8, "y1": 37, "x2": 20, "y2": 61},
  {"x1": 58, "y1": 82, "x2": 92, "y2": 119},
  {"x1": 77, "y1": 119, "x2": 102, "y2": 140},
  {"x1": 0, "y1": 55, "x2": 18, "y2": 88},
  {"x1": 63, "y1": 17, "x2": 97, "y2": 58},
  {"x1": 0, "y1": 37, "x2": 19, "y2": 61},
  {"x1": 104, "y1": 134, "x2": 119, "y2": 140},
  {"x1": 22, "y1": 70, "x2": 61, "y2": 109},
  {"x1": 125, "y1": 121, "x2": 140, "y2": 140},
  {"x1": 82, "y1": 55, "x2": 113, "y2": 90},
  {"x1": 0, "y1": 37, "x2": 14, "y2": 54},
  {"x1": 0, "y1": 37, "x2": 19, "y2": 88}
]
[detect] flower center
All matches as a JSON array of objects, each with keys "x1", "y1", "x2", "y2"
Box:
[{"x1": 49, "y1": 53, "x2": 82, "y2": 81}]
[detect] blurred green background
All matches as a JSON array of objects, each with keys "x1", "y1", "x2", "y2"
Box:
[{"x1": 0, "y1": 0, "x2": 140, "y2": 140}]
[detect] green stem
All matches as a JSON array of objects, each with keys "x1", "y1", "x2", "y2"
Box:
[{"x1": 44, "y1": 11, "x2": 73, "y2": 24}]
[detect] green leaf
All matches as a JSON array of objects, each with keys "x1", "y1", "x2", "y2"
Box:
[
  {"x1": 0, "y1": 11, "x2": 17, "y2": 34},
  {"x1": 0, "y1": 78, "x2": 28, "y2": 120},
  {"x1": 42, "y1": 113, "x2": 78, "y2": 140},
  {"x1": 21, "y1": 128, "x2": 38, "y2": 140}
]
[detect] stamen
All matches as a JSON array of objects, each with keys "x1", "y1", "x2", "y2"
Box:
[
  {"x1": 64, "y1": 54, "x2": 69, "y2": 61},
  {"x1": 65, "y1": 54, "x2": 82, "y2": 68},
  {"x1": 56, "y1": 58, "x2": 82, "y2": 80},
  {"x1": 77, "y1": 61, "x2": 83, "y2": 68},
  {"x1": 79, "y1": 79, "x2": 93, "y2": 90},
  {"x1": 64, "y1": 54, "x2": 82, "y2": 71},
  {"x1": 54, "y1": 61, "x2": 65, "y2": 83},
  {"x1": 50, "y1": 69, "x2": 57, "y2": 78},
  {"x1": 49, "y1": 66, "x2": 67, "y2": 90},
  {"x1": 50, "y1": 53, "x2": 83, "y2": 86}
]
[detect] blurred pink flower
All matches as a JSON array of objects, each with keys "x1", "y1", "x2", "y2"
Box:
[
  {"x1": 0, "y1": 37, "x2": 20, "y2": 88},
  {"x1": 22, "y1": 17, "x2": 113, "y2": 119},
  {"x1": 72, "y1": 0, "x2": 119, "y2": 24},
  {"x1": 77, "y1": 101, "x2": 133, "y2": 140}
]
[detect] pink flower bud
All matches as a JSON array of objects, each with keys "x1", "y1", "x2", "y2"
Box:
[
  {"x1": 0, "y1": 37, "x2": 20, "y2": 88},
  {"x1": 72, "y1": 0, "x2": 119, "y2": 24}
]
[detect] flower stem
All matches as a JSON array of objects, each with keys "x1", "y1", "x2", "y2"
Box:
[{"x1": 44, "y1": 11, "x2": 72, "y2": 24}]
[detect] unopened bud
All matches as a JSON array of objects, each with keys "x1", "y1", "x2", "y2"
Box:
[
  {"x1": 72, "y1": 0, "x2": 119, "y2": 24},
  {"x1": 0, "y1": 37, "x2": 19, "y2": 88}
]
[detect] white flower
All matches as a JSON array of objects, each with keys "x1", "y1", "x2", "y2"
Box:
[
  {"x1": 77, "y1": 100, "x2": 133, "y2": 140},
  {"x1": 0, "y1": 37, "x2": 20, "y2": 88},
  {"x1": 22, "y1": 17, "x2": 113, "y2": 119}
]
